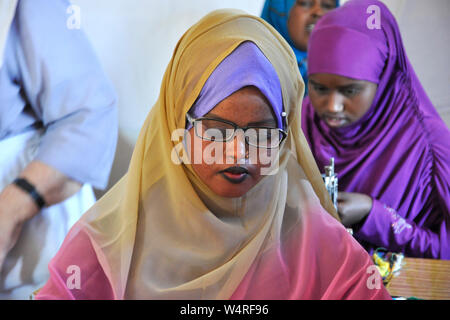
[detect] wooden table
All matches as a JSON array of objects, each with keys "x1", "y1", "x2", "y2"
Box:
[{"x1": 387, "y1": 258, "x2": 450, "y2": 300}]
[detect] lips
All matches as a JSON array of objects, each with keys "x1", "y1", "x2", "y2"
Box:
[
  {"x1": 220, "y1": 166, "x2": 249, "y2": 184},
  {"x1": 306, "y1": 24, "x2": 315, "y2": 33},
  {"x1": 323, "y1": 115, "x2": 348, "y2": 128}
]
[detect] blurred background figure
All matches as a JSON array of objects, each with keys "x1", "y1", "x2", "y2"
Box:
[
  {"x1": 302, "y1": 0, "x2": 450, "y2": 259},
  {"x1": 261, "y1": 0, "x2": 340, "y2": 93},
  {"x1": 0, "y1": 0, "x2": 117, "y2": 299}
]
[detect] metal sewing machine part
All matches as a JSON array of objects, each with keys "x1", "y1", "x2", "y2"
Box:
[
  {"x1": 322, "y1": 158, "x2": 338, "y2": 210},
  {"x1": 322, "y1": 158, "x2": 353, "y2": 235}
]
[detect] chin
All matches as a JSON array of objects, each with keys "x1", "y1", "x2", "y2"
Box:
[
  {"x1": 213, "y1": 186, "x2": 251, "y2": 198},
  {"x1": 210, "y1": 178, "x2": 257, "y2": 198}
]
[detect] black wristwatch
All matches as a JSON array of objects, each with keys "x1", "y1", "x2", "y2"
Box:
[{"x1": 13, "y1": 178, "x2": 46, "y2": 210}]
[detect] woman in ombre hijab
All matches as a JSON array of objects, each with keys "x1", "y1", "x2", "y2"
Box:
[
  {"x1": 36, "y1": 9, "x2": 390, "y2": 300},
  {"x1": 302, "y1": 0, "x2": 450, "y2": 259}
]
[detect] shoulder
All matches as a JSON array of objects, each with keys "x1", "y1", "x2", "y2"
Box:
[
  {"x1": 15, "y1": 0, "x2": 73, "y2": 41},
  {"x1": 17, "y1": 0, "x2": 70, "y2": 20}
]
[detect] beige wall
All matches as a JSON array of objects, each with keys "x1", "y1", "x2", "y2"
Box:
[
  {"x1": 70, "y1": 0, "x2": 265, "y2": 195},
  {"x1": 72, "y1": 0, "x2": 449, "y2": 195}
]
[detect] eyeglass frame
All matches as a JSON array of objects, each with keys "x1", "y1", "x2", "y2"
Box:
[{"x1": 186, "y1": 113, "x2": 288, "y2": 149}]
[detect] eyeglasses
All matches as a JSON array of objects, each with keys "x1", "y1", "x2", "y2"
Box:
[{"x1": 186, "y1": 114, "x2": 287, "y2": 149}]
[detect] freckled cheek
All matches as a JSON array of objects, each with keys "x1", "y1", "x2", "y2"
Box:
[
  {"x1": 191, "y1": 163, "x2": 213, "y2": 182},
  {"x1": 188, "y1": 134, "x2": 215, "y2": 160}
]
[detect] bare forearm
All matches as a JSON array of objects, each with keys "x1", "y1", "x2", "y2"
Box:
[{"x1": 1, "y1": 161, "x2": 82, "y2": 221}]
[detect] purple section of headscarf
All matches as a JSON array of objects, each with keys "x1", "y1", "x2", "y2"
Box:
[
  {"x1": 308, "y1": 26, "x2": 387, "y2": 83},
  {"x1": 187, "y1": 41, "x2": 284, "y2": 130},
  {"x1": 302, "y1": 0, "x2": 450, "y2": 258}
]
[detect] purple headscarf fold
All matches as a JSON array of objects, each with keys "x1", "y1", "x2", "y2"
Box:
[
  {"x1": 308, "y1": 26, "x2": 387, "y2": 83},
  {"x1": 187, "y1": 41, "x2": 285, "y2": 130},
  {"x1": 302, "y1": 0, "x2": 450, "y2": 258}
]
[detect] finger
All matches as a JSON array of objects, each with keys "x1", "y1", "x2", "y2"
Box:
[
  {"x1": 337, "y1": 202, "x2": 346, "y2": 217},
  {"x1": 337, "y1": 191, "x2": 350, "y2": 200},
  {"x1": 0, "y1": 253, "x2": 5, "y2": 274}
]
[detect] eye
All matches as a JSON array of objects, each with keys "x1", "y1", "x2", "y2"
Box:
[
  {"x1": 195, "y1": 119, "x2": 234, "y2": 141},
  {"x1": 321, "y1": 1, "x2": 337, "y2": 10},
  {"x1": 341, "y1": 87, "x2": 360, "y2": 97},
  {"x1": 312, "y1": 83, "x2": 329, "y2": 95},
  {"x1": 245, "y1": 128, "x2": 281, "y2": 148},
  {"x1": 296, "y1": 0, "x2": 313, "y2": 8},
  {"x1": 322, "y1": 4, "x2": 335, "y2": 10},
  {"x1": 203, "y1": 128, "x2": 227, "y2": 141}
]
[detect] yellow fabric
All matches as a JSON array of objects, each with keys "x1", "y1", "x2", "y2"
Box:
[{"x1": 77, "y1": 9, "x2": 339, "y2": 299}]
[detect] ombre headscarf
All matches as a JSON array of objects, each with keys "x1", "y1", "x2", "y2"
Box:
[
  {"x1": 261, "y1": 0, "x2": 340, "y2": 90},
  {"x1": 36, "y1": 9, "x2": 390, "y2": 300},
  {"x1": 302, "y1": 0, "x2": 450, "y2": 258}
]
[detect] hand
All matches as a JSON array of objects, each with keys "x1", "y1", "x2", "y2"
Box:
[
  {"x1": 0, "y1": 184, "x2": 38, "y2": 272},
  {"x1": 337, "y1": 192, "x2": 373, "y2": 228},
  {"x1": 0, "y1": 161, "x2": 82, "y2": 272}
]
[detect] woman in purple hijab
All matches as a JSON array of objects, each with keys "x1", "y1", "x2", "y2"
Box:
[{"x1": 302, "y1": 0, "x2": 450, "y2": 259}]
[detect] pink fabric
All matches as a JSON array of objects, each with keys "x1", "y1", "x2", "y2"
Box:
[
  {"x1": 231, "y1": 206, "x2": 391, "y2": 300},
  {"x1": 37, "y1": 207, "x2": 391, "y2": 300},
  {"x1": 36, "y1": 229, "x2": 114, "y2": 300}
]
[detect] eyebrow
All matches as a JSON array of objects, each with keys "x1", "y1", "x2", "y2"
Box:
[
  {"x1": 205, "y1": 114, "x2": 276, "y2": 127},
  {"x1": 337, "y1": 83, "x2": 364, "y2": 91},
  {"x1": 309, "y1": 80, "x2": 364, "y2": 90},
  {"x1": 323, "y1": 0, "x2": 337, "y2": 7},
  {"x1": 247, "y1": 119, "x2": 277, "y2": 127},
  {"x1": 309, "y1": 79, "x2": 326, "y2": 87}
]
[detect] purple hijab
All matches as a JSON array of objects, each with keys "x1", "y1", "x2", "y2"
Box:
[
  {"x1": 187, "y1": 41, "x2": 285, "y2": 130},
  {"x1": 302, "y1": 0, "x2": 450, "y2": 259}
]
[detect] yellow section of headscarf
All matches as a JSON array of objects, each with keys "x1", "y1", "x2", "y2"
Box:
[{"x1": 79, "y1": 9, "x2": 339, "y2": 299}]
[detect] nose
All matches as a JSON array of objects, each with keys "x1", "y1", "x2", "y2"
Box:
[
  {"x1": 325, "y1": 92, "x2": 344, "y2": 113},
  {"x1": 225, "y1": 129, "x2": 247, "y2": 163},
  {"x1": 311, "y1": 1, "x2": 325, "y2": 18}
]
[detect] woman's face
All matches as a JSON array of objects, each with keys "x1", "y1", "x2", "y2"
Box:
[
  {"x1": 187, "y1": 86, "x2": 279, "y2": 198},
  {"x1": 287, "y1": 0, "x2": 337, "y2": 52},
  {"x1": 308, "y1": 73, "x2": 378, "y2": 128}
]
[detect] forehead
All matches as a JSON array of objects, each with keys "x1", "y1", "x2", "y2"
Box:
[
  {"x1": 206, "y1": 87, "x2": 276, "y2": 125},
  {"x1": 309, "y1": 73, "x2": 368, "y2": 86}
]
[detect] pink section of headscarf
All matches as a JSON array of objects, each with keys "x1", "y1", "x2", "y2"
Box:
[{"x1": 230, "y1": 204, "x2": 391, "y2": 299}]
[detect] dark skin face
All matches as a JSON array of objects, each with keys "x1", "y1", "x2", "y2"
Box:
[
  {"x1": 287, "y1": 0, "x2": 337, "y2": 52},
  {"x1": 308, "y1": 73, "x2": 378, "y2": 226},
  {"x1": 187, "y1": 86, "x2": 278, "y2": 198},
  {"x1": 308, "y1": 73, "x2": 378, "y2": 128}
]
